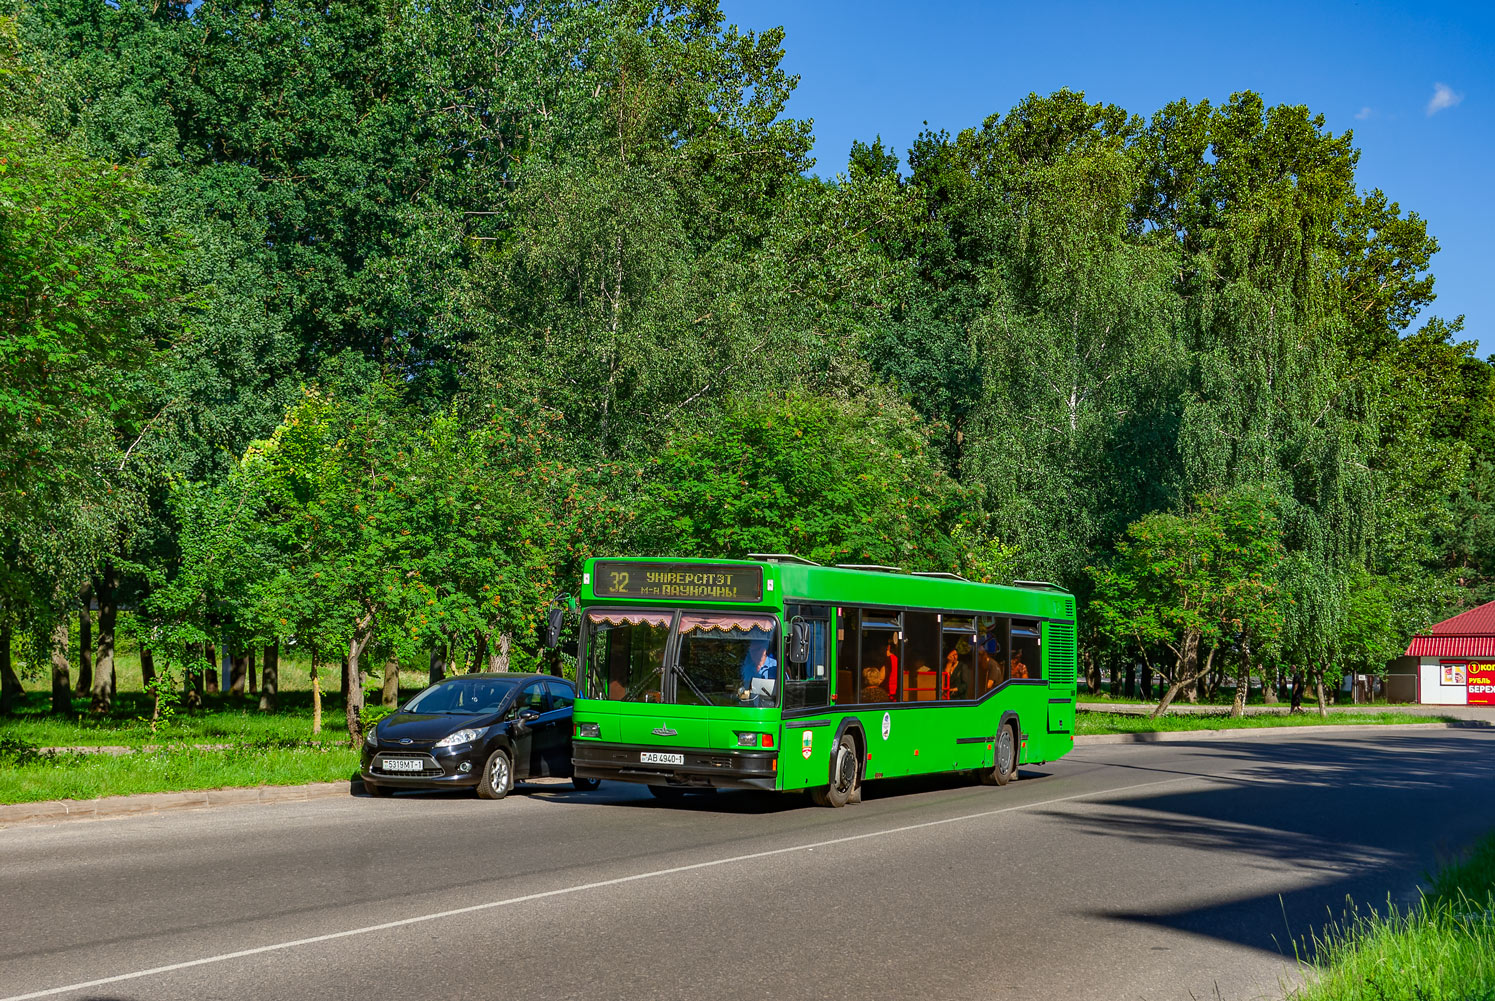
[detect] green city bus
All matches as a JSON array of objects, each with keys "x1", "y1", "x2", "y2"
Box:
[{"x1": 566, "y1": 555, "x2": 1077, "y2": 806}]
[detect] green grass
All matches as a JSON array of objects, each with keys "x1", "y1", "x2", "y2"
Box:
[
  {"x1": 1077, "y1": 710, "x2": 1451, "y2": 735},
  {"x1": 0, "y1": 690, "x2": 361, "y2": 748},
  {"x1": 1289, "y1": 834, "x2": 1495, "y2": 1000},
  {"x1": 0, "y1": 738, "x2": 361, "y2": 804}
]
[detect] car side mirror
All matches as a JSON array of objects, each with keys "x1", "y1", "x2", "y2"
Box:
[{"x1": 788, "y1": 619, "x2": 810, "y2": 664}]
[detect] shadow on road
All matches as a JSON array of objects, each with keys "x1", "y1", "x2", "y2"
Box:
[{"x1": 1059, "y1": 732, "x2": 1495, "y2": 960}]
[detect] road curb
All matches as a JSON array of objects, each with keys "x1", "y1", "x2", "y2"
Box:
[
  {"x1": 1074, "y1": 721, "x2": 1488, "y2": 744},
  {"x1": 0, "y1": 781, "x2": 357, "y2": 829}
]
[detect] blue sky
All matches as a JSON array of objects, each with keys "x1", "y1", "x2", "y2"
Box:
[{"x1": 720, "y1": 0, "x2": 1493, "y2": 355}]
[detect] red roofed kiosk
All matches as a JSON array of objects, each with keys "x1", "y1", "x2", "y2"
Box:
[{"x1": 1400, "y1": 601, "x2": 1495, "y2": 706}]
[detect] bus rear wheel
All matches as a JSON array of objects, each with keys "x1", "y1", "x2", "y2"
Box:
[
  {"x1": 811, "y1": 734, "x2": 861, "y2": 808},
  {"x1": 982, "y1": 723, "x2": 1017, "y2": 787}
]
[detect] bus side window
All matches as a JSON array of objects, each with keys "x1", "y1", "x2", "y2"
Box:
[
  {"x1": 1011, "y1": 621, "x2": 1041, "y2": 680},
  {"x1": 835, "y1": 609, "x2": 861, "y2": 705},
  {"x1": 976, "y1": 615, "x2": 1009, "y2": 692},
  {"x1": 901, "y1": 611, "x2": 940, "y2": 701},
  {"x1": 942, "y1": 615, "x2": 976, "y2": 699},
  {"x1": 858, "y1": 612, "x2": 901, "y2": 703},
  {"x1": 785, "y1": 604, "x2": 831, "y2": 711}
]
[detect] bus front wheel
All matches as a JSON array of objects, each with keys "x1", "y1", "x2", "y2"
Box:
[
  {"x1": 812, "y1": 734, "x2": 861, "y2": 808},
  {"x1": 982, "y1": 724, "x2": 1017, "y2": 787}
]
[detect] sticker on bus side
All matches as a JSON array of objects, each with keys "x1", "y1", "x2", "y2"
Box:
[
  {"x1": 881, "y1": 712, "x2": 891, "y2": 740},
  {"x1": 802, "y1": 730, "x2": 813, "y2": 759}
]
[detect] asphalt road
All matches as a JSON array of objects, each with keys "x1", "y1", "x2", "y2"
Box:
[{"x1": 4, "y1": 729, "x2": 1494, "y2": 1001}]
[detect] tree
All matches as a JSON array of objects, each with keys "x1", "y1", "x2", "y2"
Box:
[
  {"x1": 633, "y1": 392, "x2": 972, "y2": 572},
  {"x1": 1090, "y1": 487, "x2": 1282, "y2": 716}
]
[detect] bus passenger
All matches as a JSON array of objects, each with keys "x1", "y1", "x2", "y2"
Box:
[
  {"x1": 861, "y1": 664, "x2": 892, "y2": 703},
  {"x1": 1010, "y1": 647, "x2": 1029, "y2": 680}
]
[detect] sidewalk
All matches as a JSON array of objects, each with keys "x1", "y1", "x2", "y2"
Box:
[{"x1": 1077, "y1": 701, "x2": 1495, "y2": 724}]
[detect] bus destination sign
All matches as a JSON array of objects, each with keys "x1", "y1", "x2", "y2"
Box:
[{"x1": 593, "y1": 561, "x2": 764, "y2": 603}]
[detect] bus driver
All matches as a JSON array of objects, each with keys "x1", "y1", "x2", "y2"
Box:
[{"x1": 738, "y1": 635, "x2": 778, "y2": 706}]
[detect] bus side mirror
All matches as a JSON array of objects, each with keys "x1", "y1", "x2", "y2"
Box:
[
  {"x1": 545, "y1": 607, "x2": 565, "y2": 650},
  {"x1": 788, "y1": 619, "x2": 810, "y2": 664}
]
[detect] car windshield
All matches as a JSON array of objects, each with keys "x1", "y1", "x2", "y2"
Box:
[
  {"x1": 583, "y1": 609, "x2": 779, "y2": 707},
  {"x1": 403, "y1": 678, "x2": 516, "y2": 715}
]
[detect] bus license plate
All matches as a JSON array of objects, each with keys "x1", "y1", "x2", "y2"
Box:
[
  {"x1": 641, "y1": 752, "x2": 684, "y2": 765},
  {"x1": 383, "y1": 758, "x2": 424, "y2": 772}
]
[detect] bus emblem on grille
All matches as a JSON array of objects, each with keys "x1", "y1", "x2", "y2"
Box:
[{"x1": 652, "y1": 727, "x2": 677, "y2": 736}]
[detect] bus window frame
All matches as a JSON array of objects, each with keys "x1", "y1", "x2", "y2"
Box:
[{"x1": 783, "y1": 597, "x2": 1065, "y2": 714}]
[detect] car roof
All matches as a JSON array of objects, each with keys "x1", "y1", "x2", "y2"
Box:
[{"x1": 438, "y1": 672, "x2": 566, "y2": 683}]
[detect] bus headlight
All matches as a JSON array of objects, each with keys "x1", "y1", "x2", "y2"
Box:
[{"x1": 576, "y1": 722, "x2": 601, "y2": 739}]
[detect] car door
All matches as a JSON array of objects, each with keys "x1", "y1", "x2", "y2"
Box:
[
  {"x1": 513, "y1": 681, "x2": 551, "y2": 777},
  {"x1": 542, "y1": 681, "x2": 578, "y2": 777}
]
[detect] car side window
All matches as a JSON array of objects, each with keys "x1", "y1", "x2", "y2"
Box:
[
  {"x1": 517, "y1": 683, "x2": 550, "y2": 714},
  {"x1": 546, "y1": 681, "x2": 575, "y2": 710}
]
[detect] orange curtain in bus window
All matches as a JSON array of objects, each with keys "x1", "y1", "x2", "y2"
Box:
[{"x1": 1468, "y1": 663, "x2": 1495, "y2": 705}]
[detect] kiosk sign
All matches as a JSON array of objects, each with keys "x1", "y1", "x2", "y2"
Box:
[{"x1": 1469, "y1": 663, "x2": 1495, "y2": 706}]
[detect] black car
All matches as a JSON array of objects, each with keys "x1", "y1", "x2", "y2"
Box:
[{"x1": 361, "y1": 672, "x2": 598, "y2": 799}]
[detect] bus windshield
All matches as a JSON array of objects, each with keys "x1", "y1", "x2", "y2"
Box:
[{"x1": 583, "y1": 609, "x2": 780, "y2": 707}]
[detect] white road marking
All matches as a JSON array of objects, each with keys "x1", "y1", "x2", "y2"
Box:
[{"x1": 2, "y1": 774, "x2": 1194, "y2": 1001}]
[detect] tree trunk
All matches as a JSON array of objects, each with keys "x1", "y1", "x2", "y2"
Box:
[
  {"x1": 1260, "y1": 664, "x2": 1278, "y2": 704},
  {"x1": 203, "y1": 642, "x2": 219, "y2": 694},
  {"x1": 140, "y1": 646, "x2": 156, "y2": 693},
  {"x1": 474, "y1": 630, "x2": 489, "y2": 673},
  {"x1": 1083, "y1": 645, "x2": 1100, "y2": 695},
  {"x1": 259, "y1": 641, "x2": 279, "y2": 711},
  {"x1": 429, "y1": 646, "x2": 445, "y2": 686},
  {"x1": 1315, "y1": 676, "x2": 1328, "y2": 718},
  {"x1": 382, "y1": 655, "x2": 399, "y2": 709},
  {"x1": 50, "y1": 617, "x2": 72, "y2": 714},
  {"x1": 1153, "y1": 631, "x2": 1204, "y2": 718},
  {"x1": 1289, "y1": 670, "x2": 1303, "y2": 713},
  {"x1": 0, "y1": 622, "x2": 20, "y2": 711},
  {"x1": 344, "y1": 613, "x2": 375, "y2": 748},
  {"x1": 340, "y1": 655, "x2": 351, "y2": 700},
  {"x1": 247, "y1": 647, "x2": 257, "y2": 694},
  {"x1": 91, "y1": 576, "x2": 117, "y2": 712},
  {"x1": 229, "y1": 649, "x2": 246, "y2": 695},
  {"x1": 491, "y1": 632, "x2": 512, "y2": 672},
  {"x1": 185, "y1": 643, "x2": 205, "y2": 709},
  {"x1": 1124, "y1": 661, "x2": 1136, "y2": 699},
  {"x1": 1231, "y1": 665, "x2": 1248, "y2": 718},
  {"x1": 1140, "y1": 659, "x2": 1151, "y2": 700},
  {"x1": 311, "y1": 660, "x2": 322, "y2": 735},
  {"x1": 75, "y1": 602, "x2": 93, "y2": 695}
]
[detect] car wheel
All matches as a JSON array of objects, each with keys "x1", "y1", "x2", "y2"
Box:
[
  {"x1": 477, "y1": 749, "x2": 513, "y2": 800},
  {"x1": 364, "y1": 779, "x2": 392, "y2": 797},
  {"x1": 982, "y1": 723, "x2": 1017, "y2": 786},
  {"x1": 811, "y1": 734, "x2": 860, "y2": 808},
  {"x1": 572, "y1": 775, "x2": 601, "y2": 792}
]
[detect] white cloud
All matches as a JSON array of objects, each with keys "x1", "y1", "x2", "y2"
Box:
[
  {"x1": 1355, "y1": 106, "x2": 1373, "y2": 120},
  {"x1": 1427, "y1": 82, "x2": 1464, "y2": 116}
]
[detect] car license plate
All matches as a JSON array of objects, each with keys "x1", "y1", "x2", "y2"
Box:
[
  {"x1": 383, "y1": 757, "x2": 424, "y2": 772},
  {"x1": 641, "y1": 752, "x2": 684, "y2": 765}
]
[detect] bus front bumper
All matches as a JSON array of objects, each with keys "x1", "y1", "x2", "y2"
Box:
[{"x1": 572, "y1": 742, "x2": 778, "y2": 791}]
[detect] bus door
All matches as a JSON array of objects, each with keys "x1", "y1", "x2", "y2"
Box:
[{"x1": 780, "y1": 604, "x2": 832, "y2": 792}]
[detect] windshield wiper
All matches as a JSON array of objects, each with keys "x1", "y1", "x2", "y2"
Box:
[{"x1": 670, "y1": 663, "x2": 716, "y2": 706}]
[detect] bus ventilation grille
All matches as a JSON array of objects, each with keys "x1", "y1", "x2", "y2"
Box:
[
  {"x1": 1046, "y1": 621, "x2": 1077, "y2": 684},
  {"x1": 1063, "y1": 598, "x2": 1075, "y2": 619}
]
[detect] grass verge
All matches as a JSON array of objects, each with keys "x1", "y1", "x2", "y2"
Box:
[
  {"x1": 0, "y1": 738, "x2": 360, "y2": 804},
  {"x1": 1289, "y1": 833, "x2": 1495, "y2": 1000},
  {"x1": 1077, "y1": 710, "x2": 1453, "y2": 735},
  {"x1": 0, "y1": 691, "x2": 359, "y2": 748}
]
